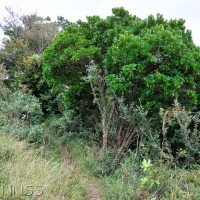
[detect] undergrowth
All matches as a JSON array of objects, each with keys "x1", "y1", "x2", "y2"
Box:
[
  {"x1": 64, "y1": 138, "x2": 200, "y2": 200},
  {"x1": 0, "y1": 85, "x2": 200, "y2": 199}
]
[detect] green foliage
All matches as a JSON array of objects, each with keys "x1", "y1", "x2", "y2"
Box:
[
  {"x1": 43, "y1": 24, "x2": 101, "y2": 88},
  {"x1": 13, "y1": 54, "x2": 56, "y2": 113},
  {"x1": 42, "y1": 24, "x2": 101, "y2": 116},
  {"x1": 140, "y1": 159, "x2": 160, "y2": 189},
  {"x1": 0, "y1": 7, "x2": 59, "y2": 113},
  {"x1": 42, "y1": 8, "x2": 138, "y2": 117},
  {"x1": 105, "y1": 26, "x2": 200, "y2": 112},
  {"x1": 43, "y1": 8, "x2": 200, "y2": 141},
  {"x1": 0, "y1": 85, "x2": 46, "y2": 146},
  {"x1": 160, "y1": 100, "x2": 200, "y2": 166},
  {"x1": 0, "y1": 39, "x2": 31, "y2": 84},
  {"x1": 43, "y1": 7, "x2": 138, "y2": 85},
  {"x1": 0, "y1": 87, "x2": 43, "y2": 124},
  {"x1": 46, "y1": 109, "x2": 83, "y2": 137}
]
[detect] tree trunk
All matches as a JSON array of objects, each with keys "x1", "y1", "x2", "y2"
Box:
[
  {"x1": 111, "y1": 126, "x2": 136, "y2": 170},
  {"x1": 102, "y1": 117, "x2": 108, "y2": 149}
]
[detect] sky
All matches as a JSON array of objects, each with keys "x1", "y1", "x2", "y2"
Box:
[{"x1": 0, "y1": 0, "x2": 200, "y2": 46}]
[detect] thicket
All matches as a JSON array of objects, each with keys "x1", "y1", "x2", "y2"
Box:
[
  {"x1": 42, "y1": 7, "x2": 200, "y2": 167},
  {"x1": 0, "y1": 7, "x2": 200, "y2": 199}
]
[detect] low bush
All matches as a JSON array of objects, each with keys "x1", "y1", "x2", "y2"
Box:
[
  {"x1": 0, "y1": 86, "x2": 46, "y2": 146},
  {"x1": 0, "y1": 86, "x2": 43, "y2": 125},
  {"x1": 100, "y1": 155, "x2": 200, "y2": 199}
]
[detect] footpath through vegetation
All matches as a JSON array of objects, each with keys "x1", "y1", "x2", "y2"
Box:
[{"x1": 55, "y1": 139, "x2": 103, "y2": 200}]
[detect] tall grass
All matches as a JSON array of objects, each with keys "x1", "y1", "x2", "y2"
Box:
[{"x1": 0, "y1": 134, "x2": 87, "y2": 200}]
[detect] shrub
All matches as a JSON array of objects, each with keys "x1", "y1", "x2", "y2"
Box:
[
  {"x1": 101, "y1": 154, "x2": 200, "y2": 199},
  {"x1": 0, "y1": 87, "x2": 43, "y2": 125},
  {"x1": 0, "y1": 86, "x2": 45, "y2": 145},
  {"x1": 160, "y1": 100, "x2": 200, "y2": 166}
]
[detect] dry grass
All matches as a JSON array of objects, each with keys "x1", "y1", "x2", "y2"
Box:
[{"x1": 0, "y1": 134, "x2": 87, "y2": 200}]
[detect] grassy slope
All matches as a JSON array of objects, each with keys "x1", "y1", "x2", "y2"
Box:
[{"x1": 0, "y1": 134, "x2": 87, "y2": 200}]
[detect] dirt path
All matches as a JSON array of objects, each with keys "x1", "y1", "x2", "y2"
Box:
[
  {"x1": 84, "y1": 178, "x2": 102, "y2": 200},
  {"x1": 56, "y1": 140, "x2": 102, "y2": 200}
]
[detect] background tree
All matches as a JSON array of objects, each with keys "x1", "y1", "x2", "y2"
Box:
[
  {"x1": 0, "y1": 7, "x2": 59, "y2": 54},
  {"x1": 0, "y1": 7, "x2": 63, "y2": 112},
  {"x1": 0, "y1": 6, "x2": 22, "y2": 39},
  {"x1": 56, "y1": 16, "x2": 70, "y2": 30}
]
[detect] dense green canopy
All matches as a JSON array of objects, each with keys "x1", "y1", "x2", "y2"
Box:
[{"x1": 43, "y1": 7, "x2": 200, "y2": 114}]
